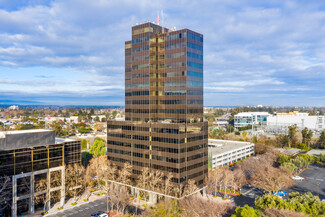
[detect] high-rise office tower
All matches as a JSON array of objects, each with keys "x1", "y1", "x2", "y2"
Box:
[{"x1": 107, "y1": 22, "x2": 208, "y2": 190}]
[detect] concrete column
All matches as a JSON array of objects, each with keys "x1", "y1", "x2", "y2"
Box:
[
  {"x1": 149, "y1": 193, "x2": 157, "y2": 204},
  {"x1": 30, "y1": 174, "x2": 35, "y2": 214},
  {"x1": 135, "y1": 189, "x2": 140, "y2": 197},
  {"x1": 47, "y1": 170, "x2": 51, "y2": 210},
  {"x1": 12, "y1": 176, "x2": 17, "y2": 217},
  {"x1": 131, "y1": 187, "x2": 135, "y2": 195},
  {"x1": 60, "y1": 167, "x2": 65, "y2": 207}
]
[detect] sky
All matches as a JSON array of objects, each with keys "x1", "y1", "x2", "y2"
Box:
[{"x1": 0, "y1": 0, "x2": 325, "y2": 106}]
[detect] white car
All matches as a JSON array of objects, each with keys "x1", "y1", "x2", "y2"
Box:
[
  {"x1": 99, "y1": 214, "x2": 108, "y2": 217},
  {"x1": 292, "y1": 176, "x2": 305, "y2": 181}
]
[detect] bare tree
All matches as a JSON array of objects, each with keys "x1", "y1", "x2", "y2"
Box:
[
  {"x1": 233, "y1": 168, "x2": 247, "y2": 192},
  {"x1": 262, "y1": 207, "x2": 308, "y2": 217},
  {"x1": 251, "y1": 162, "x2": 294, "y2": 192},
  {"x1": 136, "y1": 167, "x2": 150, "y2": 190},
  {"x1": 117, "y1": 162, "x2": 132, "y2": 185},
  {"x1": 164, "y1": 173, "x2": 173, "y2": 201},
  {"x1": 0, "y1": 176, "x2": 11, "y2": 211},
  {"x1": 65, "y1": 163, "x2": 85, "y2": 202},
  {"x1": 85, "y1": 155, "x2": 107, "y2": 188},
  {"x1": 182, "y1": 179, "x2": 199, "y2": 197},
  {"x1": 180, "y1": 195, "x2": 233, "y2": 217}
]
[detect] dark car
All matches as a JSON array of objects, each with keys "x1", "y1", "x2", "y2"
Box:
[{"x1": 91, "y1": 211, "x2": 103, "y2": 217}]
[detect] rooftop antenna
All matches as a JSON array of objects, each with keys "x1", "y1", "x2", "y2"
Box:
[{"x1": 161, "y1": 10, "x2": 164, "y2": 33}]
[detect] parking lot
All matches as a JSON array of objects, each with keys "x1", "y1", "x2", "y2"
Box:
[{"x1": 286, "y1": 166, "x2": 325, "y2": 199}]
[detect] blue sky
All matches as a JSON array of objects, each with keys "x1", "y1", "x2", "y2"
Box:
[{"x1": 0, "y1": 0, "x2": 324, "y2": 106}]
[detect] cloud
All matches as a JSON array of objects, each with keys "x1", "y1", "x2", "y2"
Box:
[{"x1": 0, "y1": 0, "x2": 324, "y2": 106}]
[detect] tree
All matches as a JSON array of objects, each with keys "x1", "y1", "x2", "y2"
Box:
[
  {"x1": 288, "y1": 125, "x2": 298, "y2": 148},
  {"x1": 81, "y1": 151, "x2": 93, "y2": 167},
  {"x1": 255, "y1": 192, "x2": 325, "y2": 216},
  {"x1": 277, "y1": 154, "x2": 291, "y2": 165},
  {"x1": 143, "y1": 199, "x2": 182, "y2": 217},
  {"x1": 255, "y1": 142, "x2": 268, "y2": 155},
  {"x1": 319, "y1": 130, "x2": 325, "y2": 148},
  {"x1": 89, "y1": 137, "x2": 106, "y2": 156},
  {"x1": 278, "y1": 134, "x2": 289, "y2": 147},
  {"x1": 85, "y1": 156, "x2": 108, "y2": 188},
  {"x1": 117, "y1": 162, "x2": 132, "y2": 185},
  {"x1": 182, "y1": 179, "x2": 199, "y2": 197},
  {"x1": 34, "y1": 172, "x2": 62, "y2": 212},
  {"x1": 301, "y1": 127, "x2": 313, "y2": 148},
  {"x1": 0, "y1": 176, "x2": 11, "y2": 213},
  {"x1": 65, "y1": 164, "x2": 85, "y2": 202},
  {"x1": 208, "y1": 153, "x2": 213, "y2": 169},
  {"x1": 262, "y1": 208, "x2": 309, "y2": 217},
  {"x1": 81, "y1": 139, "x2": 88, "y2": 150},
  {"x1": 252, "y1": 164, "x2": 293, "y2": 192},
  {"x1": 50, "y1": 121, "x2": 68, "y2": 136},
  {"x1": 90, "y1": 108, "x2": 95, "y2": 115},
  {"x1": 181, "y1": 195, "x2": 233, "y2": 217},
  {"x1": 232, "y1": 205, "x2": 260, "y2": 217},
  {"x1": 242, "y1": 131, "x2": 247, "y2": 141}
]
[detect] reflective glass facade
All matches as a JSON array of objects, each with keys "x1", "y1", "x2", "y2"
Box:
[
  {"x1": 0, "y1": 140, "x2": 81, "y2": 177},
  {"x1": 108, "y1": 22, "x2": 208, "y2": 189}
]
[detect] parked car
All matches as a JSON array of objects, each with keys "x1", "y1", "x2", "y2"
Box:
[
  {"x1": 292, "y1": 176, "x2": 305, "y2": 181},
  {"x1": 274, "y1": 191, "x2": 287, "y2": 196},
  {"x1": 91, "y1": 211, "x2": 104, "y2": 217},
  {"x1": 98, "y1": 214, "x2": 108, "y2": 217}
]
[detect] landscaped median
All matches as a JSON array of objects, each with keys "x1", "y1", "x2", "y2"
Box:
[{"x1": 217, "y1": 189, "x2": 242, "y2": 196}]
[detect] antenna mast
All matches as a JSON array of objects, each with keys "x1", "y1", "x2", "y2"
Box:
[{"x1": 161, "y1": 10, "x2": 164, "y2": 33}]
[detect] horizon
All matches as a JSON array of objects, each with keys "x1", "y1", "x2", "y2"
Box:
[{"x1": 1, "y1": 1, "x2": 325, "y2": 106}]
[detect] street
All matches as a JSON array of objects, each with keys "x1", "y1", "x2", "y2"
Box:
[
  {"x1": 46, "y1": 198, "x2": 107, "y2": 217},
  {"x1": 45, "y1": 198, "x2": 141, "y2": 217},
  {"x1": 232, "y1": 186, "x2": 264, "y2": 207}
]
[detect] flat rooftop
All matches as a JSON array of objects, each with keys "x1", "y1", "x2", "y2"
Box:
[
  {"x1": 208, "y1": 139, "x2": 254, "y2": 156},
  {"x1": 0, "y1": 129, "x2": 55, "y2": 150},
  {"x1": 235, "y1": 112, "x2": 270, "y2": 116},
  {"x1": 55, "y1": 137, "x2": 75, "y2": 144},
  {"x1": 307, "y1": 149, "x2": 325, "y2": 157},
  {"x1": 275, "y1": 148, "x2": 301, "y2": 156},
  {"x1": 0, "y1": 129, "x2": 52, "y2": 136}
]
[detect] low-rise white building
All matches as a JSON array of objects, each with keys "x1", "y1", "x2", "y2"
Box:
[
  {"x1": 8, "y1": 105, "x2": 19, "y2": 110},
  {"x1": 234, "y1": 112, "x2": 270, "y2": 128},
  {"x1": 209, "y1": 139, "x2": 254, "y2": 168},
  {"x1": 267, "y1": 112, "x2": 324, "y2": 132}
]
